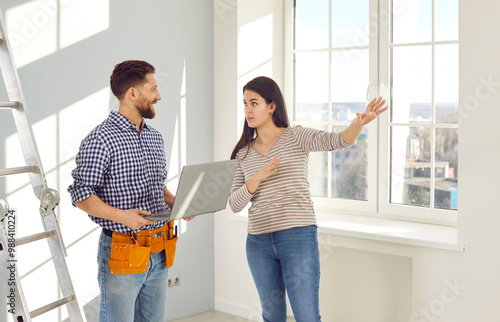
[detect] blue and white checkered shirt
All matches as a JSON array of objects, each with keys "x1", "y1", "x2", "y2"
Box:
[{"x1": 68, "y1": 110, "x2": 169, "y2": 233}]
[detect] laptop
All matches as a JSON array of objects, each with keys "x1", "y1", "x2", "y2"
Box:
[{"x1": 143, "y1": 159, "x2": 238, "y2": 221}]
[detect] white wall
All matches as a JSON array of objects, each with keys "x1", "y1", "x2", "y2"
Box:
[
  {"x1": 214, "y1": 0, "x2": 287, "y2": 319},
  {"x1": 0, "y1": 1, "x2": 214, "y2": 321},
  {"x1": 454, "y1": 0, "x2": 500, "y2": 319},
  {"x1": 214, "y1": 1, "x2": 500, "y2": 321}
]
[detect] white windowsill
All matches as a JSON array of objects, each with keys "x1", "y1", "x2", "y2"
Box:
[
  {"x1": 317, "y1": 212, "x2": 464, "y2": 252},
  {"x1": 231, "y1": 212, "x2": 464, "y2": 252}
]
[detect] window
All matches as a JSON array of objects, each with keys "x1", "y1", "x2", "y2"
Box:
[{"x1": 285, "y1": 0, "x2": 459, "y2": 224}]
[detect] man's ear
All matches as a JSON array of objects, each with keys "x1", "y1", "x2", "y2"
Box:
[{"x1": 125, "y1": 87, "x2": 137, "y2": 101}]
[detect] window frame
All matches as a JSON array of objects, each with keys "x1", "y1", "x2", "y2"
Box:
[
  {"x1": 284, "y1": 0, "x2": 458, "y2": 226},
  {"x1": 378, "y1": 0, "x2": 458, "y2": 224}
]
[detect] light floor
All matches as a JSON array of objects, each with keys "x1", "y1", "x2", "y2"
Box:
[
  {"x1": 171, "y1": 310, "x2": 253, "y2": 322},
  {"x1": 172, "y1": 310, "x2": 296, "y2": 322}
]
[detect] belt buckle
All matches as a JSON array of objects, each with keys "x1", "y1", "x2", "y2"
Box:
[{"x1": 152, "y1": 231, "x2": 163, "y2": 239}]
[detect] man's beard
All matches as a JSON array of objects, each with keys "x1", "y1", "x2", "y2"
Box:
[{"x1": 136, "y1": 97, "x2": 156, "y2": 119}]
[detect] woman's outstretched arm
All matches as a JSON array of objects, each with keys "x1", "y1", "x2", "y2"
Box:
[{"x1": 342, "y1": 97, "x2": 388, "y2": 144}]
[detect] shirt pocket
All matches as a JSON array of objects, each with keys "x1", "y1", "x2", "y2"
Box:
[{"x1": 111, "y1": 146, "x2": 146, "y2": 191}]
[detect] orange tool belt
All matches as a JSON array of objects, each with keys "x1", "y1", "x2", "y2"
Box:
[{"x1": 104, "y1": 221, "x2": 177, "y2": 275}]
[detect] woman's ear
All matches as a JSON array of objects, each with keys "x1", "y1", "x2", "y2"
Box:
[{"x1": 270, "y1": 102, "x2": 276, "y2": 114}]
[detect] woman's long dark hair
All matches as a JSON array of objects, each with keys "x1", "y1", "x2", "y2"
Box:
[{"x1": 230, "y1": 76, "x2": 290, "y2": 160}]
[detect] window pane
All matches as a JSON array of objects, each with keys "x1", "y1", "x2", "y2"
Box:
[
  {"x1": 295, "y1": 52, "x2": 329, "y2": 122},
  {"x1": 435, "y1": 128, "x2": 458, "y2": 210},
  {"x1": 391, "y1": 126, "x2": 431, "y2": 207},
  {"x1": 435, "y1": 44, "x2": 458, "y2": 123},
  {"x1": 295, "y1": 0, "x2": 329, "y2": 50},
  {"x1": 332, "y1": 126, "x2": 368, "y2": 200},
  {"x1": 331, "y1": 0, "x2": 369, "y2": 48},
  {"x1": 435, "y1": 0, "x2": 458, "y2": 41},
  {"x1": 392, "y1": 0, "x2": 432, "y2": 44},
  {"x1": 309, "y1": 125, "x2": 329, "y2": 197},
  {"x1": 392, "y1": 46, "x2": 432, "y2": 123},
  {"x1": 331, "y1": 50, "x2": 369, "y2": 121}
]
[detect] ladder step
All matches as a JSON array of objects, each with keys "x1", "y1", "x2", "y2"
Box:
[
  {"x1": 0, "y1": 165, "x2": 38, "y2": 176},
  {"x1": 0, "y1": 100, "x2": 21, "y2": 108},
  {"x1": 17, "y1": 230, "x2": 55, "y2": 246},
  {"x1": 29, "y1": 294, "x2": 76, "y2": 319}
]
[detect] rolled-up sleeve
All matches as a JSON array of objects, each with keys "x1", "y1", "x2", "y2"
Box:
[
  {"x1": 292, "y1": 125, "x2": 352, "y2": 152},
  {"x1": 68, "y1": 138, "x2": 110, "y2": 206},
  {"x1": 228, "y1": 160, "x2": 253, "y2": 213}
]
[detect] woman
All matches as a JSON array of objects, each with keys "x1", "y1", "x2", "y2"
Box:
[{"x1": 229, "y1": 76, "x2": 387, "y2": 322}]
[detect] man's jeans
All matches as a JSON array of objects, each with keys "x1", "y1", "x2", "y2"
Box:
[
  {"x1": 246, "y1": 225, "x2": 322, "y2": 322},
  {"x1": 97, "y1": 232, "x2": 168, "y2": 322}
]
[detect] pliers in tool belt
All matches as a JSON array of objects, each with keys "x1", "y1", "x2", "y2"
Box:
[{"x1": 128, "y1": 230, "x2": 140, "y2": 246}]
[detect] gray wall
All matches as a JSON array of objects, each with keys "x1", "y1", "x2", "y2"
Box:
[{"x1": 0, "y1": 1, "x2": 214, "y2": 321}]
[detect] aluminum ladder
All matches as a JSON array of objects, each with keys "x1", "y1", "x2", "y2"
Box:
[{"x1": 0, "y1": 7, "x2": 87, "y2": 322}]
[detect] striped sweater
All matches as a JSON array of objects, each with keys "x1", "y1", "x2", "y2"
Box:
[{"x1": 229, "y1": 126, "x2": 352, "y2": 235}]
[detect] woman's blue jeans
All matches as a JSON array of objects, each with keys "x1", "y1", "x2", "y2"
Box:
[
  {"x1": 246, "y1": 225, "x2": 322, "y2": 322},
  {"x1": 97, "y1": 232, "x2": 169, "y2": 322}
]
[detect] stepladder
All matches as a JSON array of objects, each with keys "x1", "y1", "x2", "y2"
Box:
[{"x1": 0, "y1": 6, "x2": 87, "y2": 322}]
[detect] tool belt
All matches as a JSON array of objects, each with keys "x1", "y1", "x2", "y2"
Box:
[{"x1": 103, "y1": 221, "x2": 178, "y2": 275}]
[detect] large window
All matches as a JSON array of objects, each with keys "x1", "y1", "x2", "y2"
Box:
[{"x1": 286, "y1": 0, "x2": 458, "y2": 224}]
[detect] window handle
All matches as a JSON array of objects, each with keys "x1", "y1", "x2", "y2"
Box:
[
  {"x1": 379, "y1": 82, "x2": 389, "y2": 100},
  {"x1": 367, "y1": 82, "x2": 387, "y2": 101}
]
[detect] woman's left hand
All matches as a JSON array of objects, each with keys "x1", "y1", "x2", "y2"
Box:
[{"x1": 354, "y1": 97, "x2": 388, "y2": 126}]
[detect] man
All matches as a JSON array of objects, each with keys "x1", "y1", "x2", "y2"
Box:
[{"x1": 68, "y1": 60, "x2": 185, "y2": 321}]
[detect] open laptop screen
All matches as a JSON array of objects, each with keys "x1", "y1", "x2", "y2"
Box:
[{"x1": 144, "y1": 159, "x2": 238, "y2": 221}]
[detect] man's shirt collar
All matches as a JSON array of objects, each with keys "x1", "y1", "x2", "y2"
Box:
[{"x1": 109, "y1": 110, "x2": 150, "y2": 132}]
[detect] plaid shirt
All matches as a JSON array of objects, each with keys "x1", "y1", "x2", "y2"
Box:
[{"x1": 68, "y1": 110, "x2": 169, "y2": 233}]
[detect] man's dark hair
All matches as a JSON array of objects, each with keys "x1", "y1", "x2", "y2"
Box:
[{"x1": 110, "y1": 60, "x2": 155, "y2": 100}]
